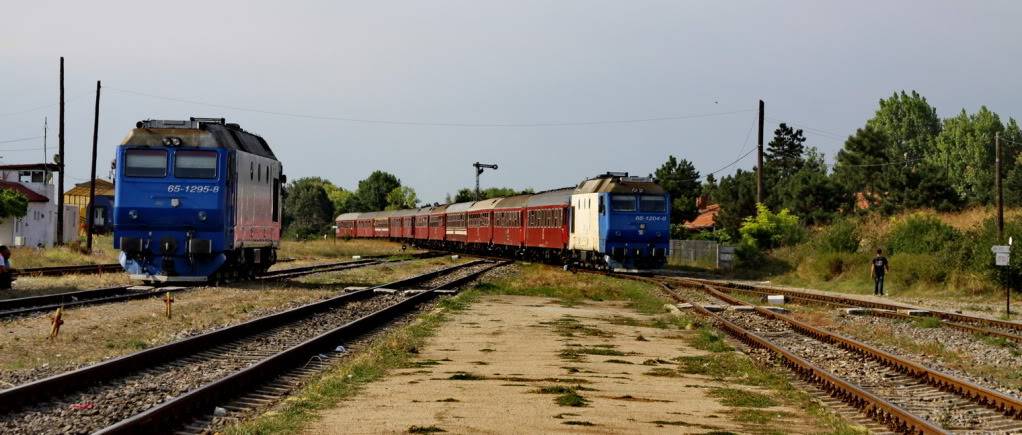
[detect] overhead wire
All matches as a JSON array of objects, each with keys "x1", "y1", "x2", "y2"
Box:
[{"x1": 106, "y1": 86, "x2": 754, "y2": 128}]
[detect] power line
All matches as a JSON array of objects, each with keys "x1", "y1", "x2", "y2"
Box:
[
  {"x1": 764, "y1": 116, "x2": 847, "y2": 141},
  {"x1": 107, "y1": 86, "x2": 755, "y2": 128},
  {"x1": 0, "y1": 136, "x2": 43, "y2": 145}
]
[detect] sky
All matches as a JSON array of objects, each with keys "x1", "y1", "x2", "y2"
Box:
[{"x1": 2, "y1": 0, "x2": 1022, "y2": 204}]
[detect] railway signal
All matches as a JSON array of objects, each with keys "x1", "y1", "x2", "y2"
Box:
[{"x1": 473, "y1": 162, "x2": 498, "y2": 200}]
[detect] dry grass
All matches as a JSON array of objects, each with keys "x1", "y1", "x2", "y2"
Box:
[
  {"x1": 279, "y1": 239, "x2": 421, "y2": 260},
  {"x1": 8, "y1": 235, "x2": 119, "y2": 269},
  {"x1": 296, "y1": 257, "x2": 468, "y2": 287},
  {"x1": 0, "y1": 282, "x2": 336, "y2": 374},
  {"x1": 0, "y1": 273, "x2": 137, "y2": 300}
]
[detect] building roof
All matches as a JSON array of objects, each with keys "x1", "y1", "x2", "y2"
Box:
[
  {"x1": 65, "y1": 179, "x2": 115, "y2": 197},
  {"x1": 0, "y1": 181, "x2": 49, "y2": 202},
  {"x1": 683, "y1": 204, "x2": 720, "y2": 230},
  {"x1": 0, "y1": 163, "x2": 60, "y2": 172}
]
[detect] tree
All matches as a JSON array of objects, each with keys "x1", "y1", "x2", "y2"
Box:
[
  {"x1": 282, "y1": 177, "x2": 335, "y2": 239},
  {"x1": 932, "y1": 107, "x2": 1022, "y2": 205},
  {"x1": 765, "y1": 123, "x2": 807, "y2": 178},
  {"x1": 654, "y1": 155, "x2": 701, "y2": 224},
  {"x1": 713, "y1": 169, "x2": 757, "y2": 238},
  {"x1": 832, "y1": 126, "x2": 893, "y2": 208},
  {"x1": 0, "y1": 190, "x2": 28, "y2": 221},
  {"x1": 739, "y1": 204, "x2": 804, "y2": 250},
  {"x1": 865, "y1": 90, "x2": 941, "y2": 159},
  {"x1": 386, "y1": 186, "x2": 420, "y2": 210},
  {"x1": 451, "y1": 187, "x2": 533, "y2": 203},
  {"x1": 352, "y1": 171, "x2": 401, "y2": 212}
]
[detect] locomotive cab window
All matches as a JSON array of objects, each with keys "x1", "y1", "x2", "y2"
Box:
[
  {"x1": 124, "y1": 149, "x2": 168, "y2": 177},
  {"x1": 174, "y1": 150, "x2": 218, "y2": 179},
  {"x1": 610, "y1": 194, "x2": 637, "y2": 212},
  {"x1": 639, "y1": 195, "x2": 666, "y2": 212}
]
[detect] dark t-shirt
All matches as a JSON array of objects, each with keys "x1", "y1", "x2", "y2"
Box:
[{"x1": 872, "y1": 256, "x2": 888, "y2": 276}]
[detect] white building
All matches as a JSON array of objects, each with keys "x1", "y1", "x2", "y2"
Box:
[{"x1": 0, "y1": 164, "x2": 78, "y2": 248}]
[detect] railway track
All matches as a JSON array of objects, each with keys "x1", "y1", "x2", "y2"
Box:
[
  {"x1": 679, "y1": 277, "x2": 1022, "y2": 343},
  {"x1": 0, "y1": 258, "x2": 387, "y2": 319},
  {"x1": 10, "y1": 257, "x2": 298, "y2": 278},
  {"x1": 634, "y1": 276, "x2": 1022, "y2": 434},
  {"x1": 0, "y1": 259, "x2": 501, "y2": 434}
]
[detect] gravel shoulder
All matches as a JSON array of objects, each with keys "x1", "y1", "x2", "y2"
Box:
[{"x1": 304, "y1": 295, "x2": 823, "y2": 434}]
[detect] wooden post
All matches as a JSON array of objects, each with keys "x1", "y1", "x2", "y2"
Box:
[
  {"x1": 756, "y1": 99, "x2": 765, "y2": 204},
  {"x1": 163, "y1": 291, "x2": 174, "y2": 318},
  {"x1": 56, "y1": 57, "x2": 65, "y2": 246},
  {"x1": 86, "y1": 81, "x2": 101, "y2": 254},
  {"x1": 48, "y1": 306, "x2": 64, "y2": 339}
]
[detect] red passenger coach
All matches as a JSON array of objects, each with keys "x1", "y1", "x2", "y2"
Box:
[
  {"x1": 428, "y1": 204, "x2": 450, "y2": 241},
  {"x1": 492, "y1": 195, "x2": 529, "y2": 250},
  {"x1": 524, "y1": 188, "x2": 572, "y2": 250},
  {"x1": 373, "y1": 212, "x2": 391, "y2": 238},
  {"x1": 413, "y1": 206, "x2": 431, "y2": 240},
  {"x1": 336, "y1": 212, "x2": 360, "y2": 238},
  {"x1": 444, "y1": 202, "x2": 473, "y2": 244},
  {"x1": 356, "y1": 214, "x2": 374, "y2": 238},
  {"x1": 467, "y1": 198, "x2": 500, "y2": 245},
  {"x1": 388, "y1": 209, "x2": 416, "y2": 239}
]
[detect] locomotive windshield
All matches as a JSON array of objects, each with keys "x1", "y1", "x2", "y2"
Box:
[
  {"x1": 610, "y1": 194, "x2": 637, "y2": 212},
  {"x1": 124, "y1": 149, "x2": 168, "y2": 177},
  {"x1": 174, "y1": 150, "x2": 218, "y2": 179},
  {"x1": 639, "y1": 195, "x2": 666, "y2": 212}
]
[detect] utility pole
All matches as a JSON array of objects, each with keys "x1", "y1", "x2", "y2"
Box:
[
  {"x1": 42, "y1": 117, "x2": 48, "y2": 180},
  {"x1": 756, "y1": 100, "x2": 765, "y2": 204},
  {"x1": 56, "y1": 57, "x2": 65, "y2": 246},
  {"x1": 473, "y1": 162, "x2": 498, "y2": 200},
  {"x1": 996, "y1": 131, "x2": 1010, "y2": 316},
  {"x1": 86, "y1": 81, "x2": 101, "y2": 254},
  {"x1": 996, "y1": 131, "x2": 1004, "y2": 240}
]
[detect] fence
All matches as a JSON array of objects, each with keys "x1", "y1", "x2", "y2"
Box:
[{"x1": 669, "y1": 239, "x2": 722, "y2": 268}]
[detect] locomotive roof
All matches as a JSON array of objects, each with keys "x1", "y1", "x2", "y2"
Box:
[
  {"x1": 574, "y1": 174, "x2": 666, "y2": 195},
  {"x1": 526, "y1": 188, "x2": 573, "y2": 207},
  {"x1": 122, "y1": 118, "x2": 277, "y2": 160},
  {"x1": 493, "y1": 194, "x2": 531, "y2": 209}
]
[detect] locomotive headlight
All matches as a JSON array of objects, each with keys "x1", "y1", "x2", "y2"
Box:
[
  {"x1": 128, "y1": 209, "x2": 139, "y2": 220},
  {"x1": 170, "y1": 137, "x2": 182, "y2": 146},
  {"x1": 198, "y1": 211, "x2": 207, "y2": 221},
  {"x1": 161, "y1": 137, "x2": 172, "y2": 146},
  {"x1": 171, "y1": 198, "x2": 180, "y2": 208}
]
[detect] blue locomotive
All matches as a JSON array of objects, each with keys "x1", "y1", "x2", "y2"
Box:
[{"x1": 113, "y1": 118, "x2": 284, "y2": 282}]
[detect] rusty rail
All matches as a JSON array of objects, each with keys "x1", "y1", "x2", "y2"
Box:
[
  {"x1": 683, "y1": 279, "x2": 1022, "y2": 420},
  {"x1": 624, "y1": 275, "x2": 945, "y2": 434}
]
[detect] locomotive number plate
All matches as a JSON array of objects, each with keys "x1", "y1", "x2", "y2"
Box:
[{"x1": 167, "y1": 185, "x2": 220, "y2": 194}]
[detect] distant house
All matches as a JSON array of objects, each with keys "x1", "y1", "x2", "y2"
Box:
[
  {"x1": 64, "y1": 179, "x2": 115, "y2": 235},
  {"x1": 683, "y1": 196, "x2": 720, "y2": 231},
  {"x1": 0, "y1": 163, "x2": 78, "y2": 247}
]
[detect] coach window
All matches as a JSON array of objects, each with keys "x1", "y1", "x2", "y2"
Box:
[
  {"x1": 124, "y1": 149, "x2": 168, "y2": 177},
  {"x1": 610, "y1": 195, "x2": 637, "y2": 212},
  {"x1": 174, "y1": 150, "x2": 218, "y2": 179},
  {"x1": 640, "y1": 195, "x2": 666, "y2": 212}
]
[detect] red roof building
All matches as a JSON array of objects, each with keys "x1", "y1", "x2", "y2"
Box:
[
  {"x1": 0, "y1": 181, "x2": 50, "y2": 202},
  {"x1": 684, "y1": 203, "x2": 720, "y2": 231}
]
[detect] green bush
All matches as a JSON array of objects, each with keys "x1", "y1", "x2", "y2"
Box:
[
  {"x1": 889, "y1": 253, "x2": 947, "y2": 286},
  {"x1": 739, "y1": 204, "x2": 805, "y2": 250},
  {"x1": 885, "y1": 213, "x2": 960, "y2": 255},
  {"x1": 813, "y1": 218, "x2": 860, "y2": 253},
  {"x1": 960, "y1": 218, "x2": 1022, "y2": 289},
  {"x1": 802, "y1": 252, "x2": 864, "y2": 281}
]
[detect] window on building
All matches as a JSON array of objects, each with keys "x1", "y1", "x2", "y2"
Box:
[{"x1": 124, "y1": 149, "x2": 168, "y2": 177}]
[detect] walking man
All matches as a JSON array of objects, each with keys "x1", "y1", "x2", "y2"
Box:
[
  {"x1": 0, "y1": 246, "x2": 14, "y2": 290},
  {"x1": 870, "y1": 248, "x2": 889, "y2": 296}
]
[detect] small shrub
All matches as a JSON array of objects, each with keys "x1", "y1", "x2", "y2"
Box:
[
  {"x1": 739, "y1": 204, "x2": 805, "y2": 250},
  {"x1": 890, "y1": 253, "x2": 946, "y2": 286},
  {"x1": 886, "y1": 213, "x2": 960, "y2": 255},
  {"x1": 814, "y1": 217, "x2": 860, "y2": 253}
]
